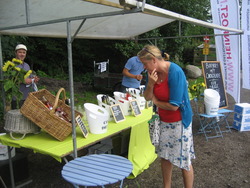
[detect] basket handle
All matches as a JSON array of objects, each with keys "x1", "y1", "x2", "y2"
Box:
[
  {"x1": 50, "y1": 88, "x2": 66, "y2": 114},
  {"x1": 10, "y1": 132, "x2": 26, "y2": 140}
]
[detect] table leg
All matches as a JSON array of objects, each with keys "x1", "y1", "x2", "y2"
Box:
[{"x1": 8, "y1": 146, "x2": 15, "y2": 188}]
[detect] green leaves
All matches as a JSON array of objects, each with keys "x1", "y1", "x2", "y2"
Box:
[{"x1": 3, "y1": 79, "x2": 14, "y2": 92}]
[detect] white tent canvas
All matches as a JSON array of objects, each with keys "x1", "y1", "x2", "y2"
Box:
[{"x1": 0, "y1": 0, "x2": 242, "y2": 39}]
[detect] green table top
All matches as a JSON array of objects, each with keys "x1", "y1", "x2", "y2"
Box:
[{"x1": 0, "y1": 108, "x2": 153, "y2": 162}]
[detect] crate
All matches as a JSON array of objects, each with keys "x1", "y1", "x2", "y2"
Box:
[
  {"x1": 234, "y1": 103, "x2": 250, "y2": 115},
  {"x1": 234, "y1": 113, "x2": 250, "y2": 123},
  {"x1": 20, "y1": 88, "x2": 82, "y2": 141},
  {"x1": 233, "y1": 120, "x2": 250, "y2": 132}
]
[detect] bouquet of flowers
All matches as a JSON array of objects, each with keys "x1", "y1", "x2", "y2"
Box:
[
  {"x1": 188, "y1": 77, "x2": 206, "y2": 101},
  {"x1": 1, "y1": 58, "x2": 32, "y2": 108}
]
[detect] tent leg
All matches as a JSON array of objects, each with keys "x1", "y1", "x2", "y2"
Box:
[{"x1": 67, "y1": 20, "x2": 77, "y2": 159}]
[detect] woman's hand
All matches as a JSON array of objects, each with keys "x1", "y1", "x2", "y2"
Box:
[{"x1": 147, "y1": 69, "x2": 158, "y2": 86}]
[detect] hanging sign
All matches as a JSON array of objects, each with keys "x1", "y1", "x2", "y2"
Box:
[{"x1": 203, "y1": 36, "x2": 210, "y2": 55}]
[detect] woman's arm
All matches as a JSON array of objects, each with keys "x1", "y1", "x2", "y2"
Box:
[
  {"x1": 122, "y1": 68, "x2": 142, "y2": 81},
  {"x1": 152, "y1": 96, "x2": 179, "y2": 111}
]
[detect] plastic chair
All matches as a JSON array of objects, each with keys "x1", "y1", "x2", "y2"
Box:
[{"x1": 193, "y1": 98, "x2": 225, "y2": 141}]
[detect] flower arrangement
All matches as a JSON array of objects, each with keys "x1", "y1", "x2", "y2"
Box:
[
  {"x1": 1, "y1": 58, "x2": 32, "y2": 108},
  {"x1": 188, "y1": 77, "x2": 206, "y2": 101}
]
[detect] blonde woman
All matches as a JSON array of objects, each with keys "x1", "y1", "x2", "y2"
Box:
[{"x1": 137, "y1": 45, "x2": 195, "y2": 188}]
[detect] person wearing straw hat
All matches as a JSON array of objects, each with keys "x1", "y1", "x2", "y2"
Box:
[
  {"x1": 137, "y1": 45, "x2": 195, "y2": 188},
  {"x1": 11, "y1": 44, "x2": 40, "y2": 109}
]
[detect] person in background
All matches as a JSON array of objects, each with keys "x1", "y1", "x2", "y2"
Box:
[
  {"x1": 11, "y1": 44, "x2": 40, "y2": 109},
  {"x1": 137, "y1": 45, "x2": 195, "y2": 188},
  {"x1": 120, "y1": 56, "x2": 144, "y2": 93}
]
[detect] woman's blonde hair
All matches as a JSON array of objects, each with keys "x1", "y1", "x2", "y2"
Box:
[
  {"x1": 137, "y1": 45, "x2": 163, "y2": 60},
  {"x1": 162, "y1": 52, "x2": 170, "y2": 61}
]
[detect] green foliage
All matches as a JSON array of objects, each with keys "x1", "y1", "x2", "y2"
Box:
[
  {"x1": 74, "y1": 91, "x2": 98, "y2": 106},
  {"x1": 36, "y1": 70, "x2": 49, "y2": 77},
  {"x1": 82, "y1": 72, "x2": 94, "y2": 85}
]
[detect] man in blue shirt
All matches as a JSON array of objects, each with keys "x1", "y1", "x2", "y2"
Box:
[{"x1": 120, "y1": 56, "x2": 144, "y2": 93}]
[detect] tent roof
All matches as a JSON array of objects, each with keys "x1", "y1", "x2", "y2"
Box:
[{"x1": 0, "y1": 0, "x2": 243, "y2": 40}]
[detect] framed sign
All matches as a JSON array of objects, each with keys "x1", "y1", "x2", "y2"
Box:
[
  {"x1": 110, "y1": 104, "x2": 125, "y2": 123},
  {"x1": 130, "y1": 100, "x2": 141, "y2": 116},
  {"x1": 201, "y1": 61, "x2": 228, "y2": 108},
  {"x1": 75, "y1": 115, "x2": 88, "y2": 138},
  {"x1": 146, "y1": 100, "x2": 153, "y2": 108}
]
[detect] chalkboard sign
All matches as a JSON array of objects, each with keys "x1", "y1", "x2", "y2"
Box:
[
  {"x1": 75, "y1": 115, "x2": 88, "y2": 138},
  {"x1": 130, "y1": 100, "x2": 142, "y2": 116},
  {"x1": 201, "y1": 61, "x2": 228, "y2": 108},
  {"x1": 110, "y1": 104, "x2": 125, "y2": 123},
  {"x1": 146, "y1": 100, "x2": 153, "y2": 108}
]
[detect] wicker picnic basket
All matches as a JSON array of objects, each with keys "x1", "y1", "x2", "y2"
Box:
[
  {"x1": 4, "y1": 109, "x2": 41, "y2": 140},
  {"x1": 20, "y1": 88, "x2": 83, "y2": 141}
]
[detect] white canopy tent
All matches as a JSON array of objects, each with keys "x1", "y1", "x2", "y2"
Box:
[{"x1": 0, "y1": 0, "x2": 243, "y2": 159}]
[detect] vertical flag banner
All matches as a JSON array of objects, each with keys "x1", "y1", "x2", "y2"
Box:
[
  {"x1": 210, "y1": 0, "x2": 240, "y2": 102},
  {"x1": 242, "y1": 0, "x2": 250, "y2": 89}
]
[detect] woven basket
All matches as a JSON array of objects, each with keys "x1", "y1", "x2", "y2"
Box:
[
  {"x1": 20, "y1": 88, "x2": 82, "y2": 141},
  {"x1": 4, "y1": 109, "x2": 41, "y2": 140}
]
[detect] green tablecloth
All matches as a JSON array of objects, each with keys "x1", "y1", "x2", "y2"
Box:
[{"x1": 0, "y1": 108, "x2": 157, "y2": 178}]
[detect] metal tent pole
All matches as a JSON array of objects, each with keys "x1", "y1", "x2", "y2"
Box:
[
  {"x1": 0, "y1": 36, "x2": 5, "y2": 113},
  {"x1": 67, "y1": 20, "x2": 77, "y2": 159}
]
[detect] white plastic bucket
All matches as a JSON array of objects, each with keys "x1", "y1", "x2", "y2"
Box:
[
  {"x1": 84, "y1": 103, "x2": 109, "y2": 134},
  {"x1": 97, "y1": 94, "x2": 116, "y2": 121},
  {"x1": 0, "y1": 142, "x2": 15, "y2": 160},
  {"x1": 204, "y1": 89, "x2": 220, "y2": 115},
  {"x1": 113, "y1": 92, "x2": 132, "y2": 116},
  {"x1": 204, "y1": 89, "x2": 220, "y2": 100}
]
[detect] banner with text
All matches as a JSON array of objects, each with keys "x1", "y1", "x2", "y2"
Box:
[
  {"x1": 242, "y1": 0, "x2": 250, "y2": 89},
  {"x1": 210, "y1": 0, "x2": 240, "y2": 102}
]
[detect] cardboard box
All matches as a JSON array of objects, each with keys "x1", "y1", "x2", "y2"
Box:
[
  {"x1": 233, "y1": 120, "x2": 250, "y2": 132},
  {"x1": 234, "y1": 103, "x2": 250, "y2": 115},
  {"x1": 234, "y1": 113, "x2": 250, "y2": 123}
]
